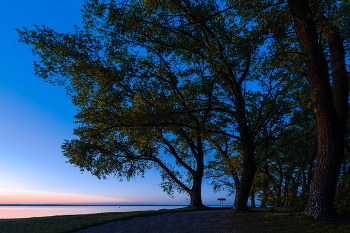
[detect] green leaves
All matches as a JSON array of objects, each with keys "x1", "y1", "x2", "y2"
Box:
[{"x1": 17, "y1": 0, "x2": 349, "y2": 209}]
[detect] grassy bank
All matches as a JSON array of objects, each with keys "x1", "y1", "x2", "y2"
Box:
[
  {"x1": 226, "y1": 208, "x2": 350, "y2": 233},
  {"x1": 0, "y1": 210, "x2": 147, "y2": 233},
  {"x1": 0, "y1": 206, "x2": 216, "y2": 233},
  {"x1": 1, "y1": 207, "x2": 349, "y2": 233}
]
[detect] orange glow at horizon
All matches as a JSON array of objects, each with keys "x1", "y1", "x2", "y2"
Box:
[{"x1": 0, "y1": 189, "x2": 132, "y2": 204}]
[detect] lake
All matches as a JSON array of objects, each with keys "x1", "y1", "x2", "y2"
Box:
[{"x1": 0, "y1": 205, "x2": 186, "y2": 219}]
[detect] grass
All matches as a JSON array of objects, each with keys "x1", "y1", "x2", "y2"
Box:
[
  {"x1": 0, "y1": 206, "x2": 221, "y2": 233},
  {"x1": 1, "y1": 206, "x2": 349, "y2": 233},
  {"x1": 225, "y1": 207, "x2": 350, "y2": 233},
  {"x1": 0, "y1": 210, "x2": 147, "y2": 233}
]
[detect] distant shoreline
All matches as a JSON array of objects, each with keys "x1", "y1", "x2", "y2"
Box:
[{"x1": 0, "y1": 204, "x2": 189, "y2": 207}]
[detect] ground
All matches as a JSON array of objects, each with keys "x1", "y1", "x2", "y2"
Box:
[{"x1": 73, "y1": 209, "x2": 238, "y2": 233}]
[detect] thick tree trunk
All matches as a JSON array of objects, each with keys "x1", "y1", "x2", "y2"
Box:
[
  {"x1": 288, "y1": 0, "x2": 348, "y2": 218},
  {"x1": 189, "y1": 146, "x2": 205, "y2": 207},
  {"x1": 233, "y1": 142, "x2": 256, "y2": 210},
  {"x1": 189, "y1": 166, "x2": 205, "y2": 207}
]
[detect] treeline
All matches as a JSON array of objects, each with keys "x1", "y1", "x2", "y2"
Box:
[{"x1": 17, "y1": 0, "x2": 349, "y2": 218}]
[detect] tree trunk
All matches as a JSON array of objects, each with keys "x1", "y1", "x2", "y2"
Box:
[
  {"x1": 250, "y1": 189, "x2": 256, "y2": 208},
  {"x1": 288, "y1": 0, "x2": 348, "y2": 218},
  {"x1": 274, "y1": 184, "x2": 282, "y2": 207},
  {"x1": 283, "y1": 174, "x2": 292, "y2": 207},
  {"x1": 260, "y1": 188, "x2": 267, "y2": 208},
  {"x1": 189, "y1": 148, "x2": 205, "y2": 207},
  {"x1": 189, "y1": 169, "x2": 205, "y2": 207},
  {"x1": 260, "y1": 162, "x2": 269, "y2": 207},
  {"x1": 233, "y1": 142, "x2": 256, "y2": 210}
]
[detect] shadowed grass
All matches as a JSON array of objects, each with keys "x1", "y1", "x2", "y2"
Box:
[
  {"x1": 225, "y1": 207, "x2": 350, "y2": 233},
  {"x1": 1, "y1": 206, "x2": 349, "y2": 233},
  {"x1": 0, "y1": 211, "x2": 147, "y2": 233},
  {"x1": 0, "y1": 206, "x2": 226, "y2": 233}
]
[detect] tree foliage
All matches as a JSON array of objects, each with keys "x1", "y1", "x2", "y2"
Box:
[
  {"x1": 17, "y1": 0, "x2": 349, "y2": 216},
  {"x1": 17, "y1": 21, "x2": 227, "y2": 206}
]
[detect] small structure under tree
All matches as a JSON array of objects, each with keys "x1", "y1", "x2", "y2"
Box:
[{"x1": 217, "y1": 198, "x2": 226, "y2": 206}]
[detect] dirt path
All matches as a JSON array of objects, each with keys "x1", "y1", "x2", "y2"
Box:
[{"x1": 73, "y1": 210, "x2": 238, "y2": 233}]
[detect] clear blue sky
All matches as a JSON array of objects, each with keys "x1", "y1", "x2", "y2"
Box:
[{"x1": 0, "y1": 0, "x2": 231, "y2": 205}]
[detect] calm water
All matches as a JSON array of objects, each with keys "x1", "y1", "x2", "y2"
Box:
[{"x1": 0, "y1": 205, "x2": 185, "y2": 219}]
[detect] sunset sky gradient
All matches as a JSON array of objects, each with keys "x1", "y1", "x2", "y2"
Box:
[{"x1": 0, "y1": 0, "x2": 231, "y2": 205}]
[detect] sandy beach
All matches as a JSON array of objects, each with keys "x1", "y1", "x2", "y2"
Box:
[{"x1": 73, "y1": 209, "x2": 238, "y2": 233}]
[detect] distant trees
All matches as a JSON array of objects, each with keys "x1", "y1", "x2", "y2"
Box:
[{"x1": 17, "y1": 0, "x2": 349, "y2": 218}]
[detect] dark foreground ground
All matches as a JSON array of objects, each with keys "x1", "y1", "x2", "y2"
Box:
[
  {"x1": 73, "y1": 209, "x2": 237, "y2": 233},
  {"x1": 1, "y1": 207, "x2": 349, "y2": 232}
]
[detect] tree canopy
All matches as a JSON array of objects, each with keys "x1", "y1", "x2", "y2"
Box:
[{"x1": 17, "y1": 0, "x2": 349, "y2": 218}]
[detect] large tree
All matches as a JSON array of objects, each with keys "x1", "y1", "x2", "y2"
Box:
[
  {"x1": 87, "y1": 0, "x2": 298, "y2": 211},
  {"x1": 18, "y1": 0, "x2": 349, "y2": 214},
  {"x1": 287, "y1": 0, "x2": 349, "y2": 218},
  {"x1": 207, "y1": 75, "x2": 315, "y2": 209},
  {"x1": 17, "y1": 23, "x2": 226, "y2": 206},
  {"x1": 17, "y1": 0, "x2": 307, "y2": 210},
  {"x1": 226, "y1": 0, "x2": 349, "y2": 217}
]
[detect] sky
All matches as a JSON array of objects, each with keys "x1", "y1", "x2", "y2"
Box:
[{"x1": 0, "y1": 0, "x2": 232, "y2": 205}]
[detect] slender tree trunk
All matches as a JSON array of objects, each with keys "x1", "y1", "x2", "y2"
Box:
[
  {"x1": 288, "y1": 0, "x2": 348, "y2": 218},
  {"x1": 275, "y1": 170, "x2": 283, "y2": 207},
  {"x1": 274, "y1": 184, "x2": 282, "y2": 207},
  {"x1": 282, "y1": 182, "x2": 288, "y2": 207},
  {"x1": 260, "y1": 190, "x2": 267, "y2": 208},
  {"x1": 260, "y1": 162, "x2": 269, "y2": 207},
  {"x1": 250, "y1": 189, "x2": 256, "y2": 208}
]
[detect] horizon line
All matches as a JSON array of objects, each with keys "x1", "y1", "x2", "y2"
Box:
[
  {"x1": 0, "y1": 204, "x2": 188, "y2": 206},
  {"x1": 0, "y1": 204, "x2": 229, "y2": 207}
]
